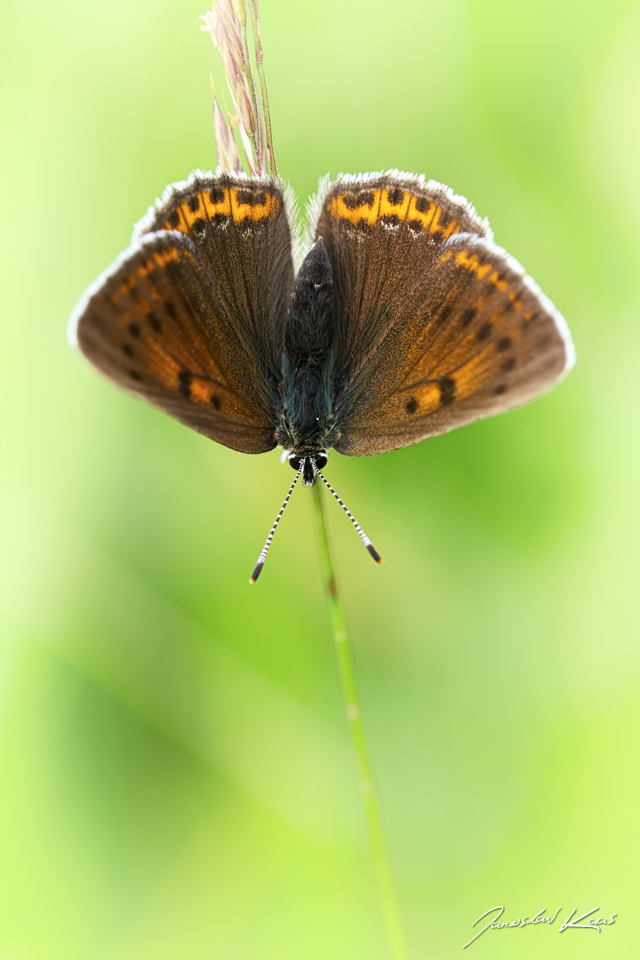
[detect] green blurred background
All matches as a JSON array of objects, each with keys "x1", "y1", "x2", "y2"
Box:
[{"x1": 1, "y1": 0, "x2": 639, "y2": 956}]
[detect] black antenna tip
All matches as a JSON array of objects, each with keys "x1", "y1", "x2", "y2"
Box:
[
  {"x1": 249, "y1": 562, "x2": 264, "y2": 584},
  {"x1": 366, "y1": 543, "x2": 384, "y2": 565}
]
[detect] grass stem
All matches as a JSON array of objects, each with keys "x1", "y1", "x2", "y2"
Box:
[
  {"x1": 311, "y1": 481, "x2": 409, "y2": 960},
  {"x1": 248, "y1": 0, "x2": 277, "y2": 176}
]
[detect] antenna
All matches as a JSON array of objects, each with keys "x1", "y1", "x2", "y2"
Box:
[
  {"x1": 316, "y1": 471, "x2": 383, "y2": 565},
  {"x1": 250, "y1": 466, "x2": 302, "y2": 583}
]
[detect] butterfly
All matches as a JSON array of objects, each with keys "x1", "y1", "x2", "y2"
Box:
[{"x1": 69, "y1": 169, "x2": 575, "y2": 580}]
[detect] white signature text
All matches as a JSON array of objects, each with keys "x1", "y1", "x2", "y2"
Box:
[{"x1": 463, "y1": 905, "x2": 617, "y2": 949}]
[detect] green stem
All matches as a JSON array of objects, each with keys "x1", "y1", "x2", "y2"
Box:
[
  {"x1": 311, "y1": 481, "x2": 409, "y2": 960},
  {"x1": 236, "y1": 0, "x2": 263, "y2": 171},
  {"x1": 248, "y1": 0, "x2": 277, "y2": 177}
]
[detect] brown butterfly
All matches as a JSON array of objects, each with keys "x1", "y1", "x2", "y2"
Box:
[{"x1": 69, "y1": 169, "x2": 575, "y2": 579}]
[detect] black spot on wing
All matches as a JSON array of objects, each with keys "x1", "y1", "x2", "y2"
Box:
[
  {"x1": 342, "y1": 191, "x2": 374, "y2": 210},
  {"x1": 387, "y1": 186, "x2": 404, "y2": 205},
  {"x1": 439, "y1": 377, "x2": 456, "y2": 405},
  {"x1": 192, "y1": 218, "x2": 207, "y2": 239},
  {"x1": 236, "y1": 189, "x2": 267, "y2": 206},
  {"x1": 439, "y1": 303, "x2": 453, "y2": 325},
  {"x1": 178, "y1": 370, "x2": 192, "y2": 398},
  {"x1": 405, "y1": 397, "x2": 419, "y2": 415},
  {"x1": 460, "y1": 306, "x2": 477, "y2": 328}
]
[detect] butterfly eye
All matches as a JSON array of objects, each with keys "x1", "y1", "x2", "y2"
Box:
[
  {"x1": 288, "y1": 455, "x2": 302, "y2": 471},
  {"x1": 314, "y1": 452, "x2": 328, "y2": 470}
]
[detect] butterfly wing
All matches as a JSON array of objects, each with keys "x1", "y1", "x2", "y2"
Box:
[
  {"x1": 70, "y1": 173, "x2": 295, "y2": 454},
  {"x1": 133, "y1": 171, "x2": 296, "y2": 358},
  {"x1": 311, "y1": 172, "x2": 574, "y2": 456}
]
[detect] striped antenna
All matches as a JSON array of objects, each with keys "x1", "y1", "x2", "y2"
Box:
[
  {"x1": 250, "y1": 467, "x2": 302, "y2": 583},
  {"x1": 316, "y1": 471, "x2": 383, "y2": 565}
]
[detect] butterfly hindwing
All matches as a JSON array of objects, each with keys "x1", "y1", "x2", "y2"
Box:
[{"x1": 312, "y1": 172, "x2": 574, "y2": 455}]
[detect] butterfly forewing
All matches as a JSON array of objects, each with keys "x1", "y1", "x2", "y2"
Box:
[
  {"x1": 312, "y1": 172, "x2": 491, "y2": 367},
  {"x1": 312, "y1": 172, "x2": 574, "y2": 456},
  {"x1": 134, "y1": 171, "x2": 295, "y2": 362},
  {"x1": 71, "y1": 173, "x2": 296, "y2": 454}
]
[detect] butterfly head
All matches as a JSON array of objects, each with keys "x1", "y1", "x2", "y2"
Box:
[
  {"x1": 288, "y1": 451, "x2": 328, "y2": 486},
  {"x1": 250, "y1": 448, "x2": 381, "y2": 582}
]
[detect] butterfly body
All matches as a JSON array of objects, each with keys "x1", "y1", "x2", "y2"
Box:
[
  {"x1": 70, "y1": 168, "x2": 574, "y2": 477},
  {"x1": 277, "y1": 238, "x2": 336, "y2": 467}
]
